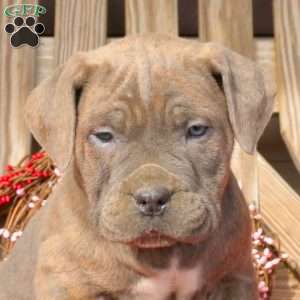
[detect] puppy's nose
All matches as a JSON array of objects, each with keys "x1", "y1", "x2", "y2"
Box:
[{"x1": 134, "y1": 186, "x2": 171, "y2": 216}]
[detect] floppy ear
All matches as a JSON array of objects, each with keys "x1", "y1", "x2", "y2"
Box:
[
  {"x1": 204, "y1": 43, "x2": 274, "y2": 154},
  {"x1": 25, "y1": 53, "x2": 91, "y2": 171}
]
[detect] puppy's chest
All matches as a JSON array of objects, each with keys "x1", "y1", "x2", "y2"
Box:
[{"x1": 130, "y1": 259, "x2": 203, "y2": 300}]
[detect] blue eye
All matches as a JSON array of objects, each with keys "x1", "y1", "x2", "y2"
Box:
[
  {"x1": 186, "y1": 125, "x2": 209, "y2": 138},
  {"x1": 94, "y1": 131, "x2": 114, "y2": 143}
]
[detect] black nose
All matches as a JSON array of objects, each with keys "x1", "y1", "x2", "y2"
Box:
[{"x1": 134, "y1": 186, "x2": 171, "y2": 216}]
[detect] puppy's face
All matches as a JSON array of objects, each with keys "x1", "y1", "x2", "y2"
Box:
[
  {"x1": 25, "y1": 35, "x2": 273, "y2": 249},
  {"x1": 75, "y1": 61, "x2": 233, "y2": 247}
]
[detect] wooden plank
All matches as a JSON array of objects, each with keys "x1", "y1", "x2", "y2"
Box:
[
  {"x1": 36, "y1": 37, "x2": 54, "y2": 84},
  {"x1": 54, "y1": 0, "x2": 107, "y2": 65},
  {"x1": 198, "y1": 0, "x2": 254, "y2": 58},
  {"x1": 0, "y1": 0, "x2": 36, "y2": 172},
  {"x1": 259, "y1": 153, "x2": 300, "y2": 270},
  {"x1": 125, "y1": 0, "x2": 178, "y2": 35},
  {"x1": 269, "y1": 161, "x2": 300, "y2": 195},
  {"x1": 258, "y1": 115, "x2": 300, "y2": 195},
  {"x1": 273, "y1": 0, "x2": 300, "y2": 173},
  {"x1": 231, "y1": 144, "x2": 259, "y2": 206},
  {"x1": 272, "y1": 264, "x2": 300, "y2": 300},
  {"x1": 198, "y1": 0, "x2": 259, "y2": 207}
]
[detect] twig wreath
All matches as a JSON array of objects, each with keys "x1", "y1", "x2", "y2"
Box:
[{"x1": 0, "y1": 151, "x2": 289, "y2": 299}]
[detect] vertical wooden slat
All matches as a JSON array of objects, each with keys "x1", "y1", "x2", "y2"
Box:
[
  {"x1": 198, "y1": 0, "x2": 259, "y2": 207},
  {"x1": 274, "y1": 0, "x2": 300, "y2": 173},
  {"x1": 0, "y1": 0, "x2": 36, "y2": 172},
  {"x1": 231, "y1": 145, "x2": 259, "y2": 207},
  {"x1": 199, "y1": 0, "x2": 254, "y2": 58},
  {"x1": 126, "y1": 0, "x2": 178, "y2": 35},
  {"x1": 54, "y1": 0, "x2": 107, "y2": 65}
]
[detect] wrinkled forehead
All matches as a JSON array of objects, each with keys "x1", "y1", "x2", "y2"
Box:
[{"x1": 79, "y1": 46, "x2": 227, "y2": 122}]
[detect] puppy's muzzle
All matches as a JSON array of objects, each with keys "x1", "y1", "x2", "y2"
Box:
[
  {"x1": 100, "y1": 164, "x2": 213, "y2": 247},
  {"x1": 133, "y1": 185, "x2": 172, "y2": 216}
]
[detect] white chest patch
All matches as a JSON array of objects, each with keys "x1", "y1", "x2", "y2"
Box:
[{"x1": 131, "y1": 257, "x2": 202, "y2": 300}]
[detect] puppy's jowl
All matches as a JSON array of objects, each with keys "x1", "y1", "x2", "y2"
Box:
[{"x1": 0, "y1": 34, "x2": 273, "y2": 299}]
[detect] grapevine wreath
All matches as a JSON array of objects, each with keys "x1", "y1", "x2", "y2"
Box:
[{"x1": 0, "y1": 151, "x2": 290, "y2": 299}]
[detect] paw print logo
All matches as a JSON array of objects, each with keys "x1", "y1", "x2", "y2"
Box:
[{"x1": 4, "y1": 16, "x2": 45, "y2": 48}]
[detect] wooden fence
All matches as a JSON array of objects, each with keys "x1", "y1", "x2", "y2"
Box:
[{"x1": 0, "y1": 0, "x2": 300, "y2": 298}]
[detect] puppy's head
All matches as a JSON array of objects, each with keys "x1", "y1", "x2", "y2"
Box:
[{"x1": 25, "y1": 35, "x2": 273, "y2": 248}]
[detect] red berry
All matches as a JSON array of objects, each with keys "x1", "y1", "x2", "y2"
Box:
[{"x1": 5, "y1": 165, "x2": 14, "y2": 172}]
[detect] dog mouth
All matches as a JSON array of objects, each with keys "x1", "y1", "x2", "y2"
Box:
[
  {"x1": 124, "y1": 229, "x2": 207, "y2": 249},
  {"x1": 125, "y1": 230, "x2": 178, "y2": 249}
]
